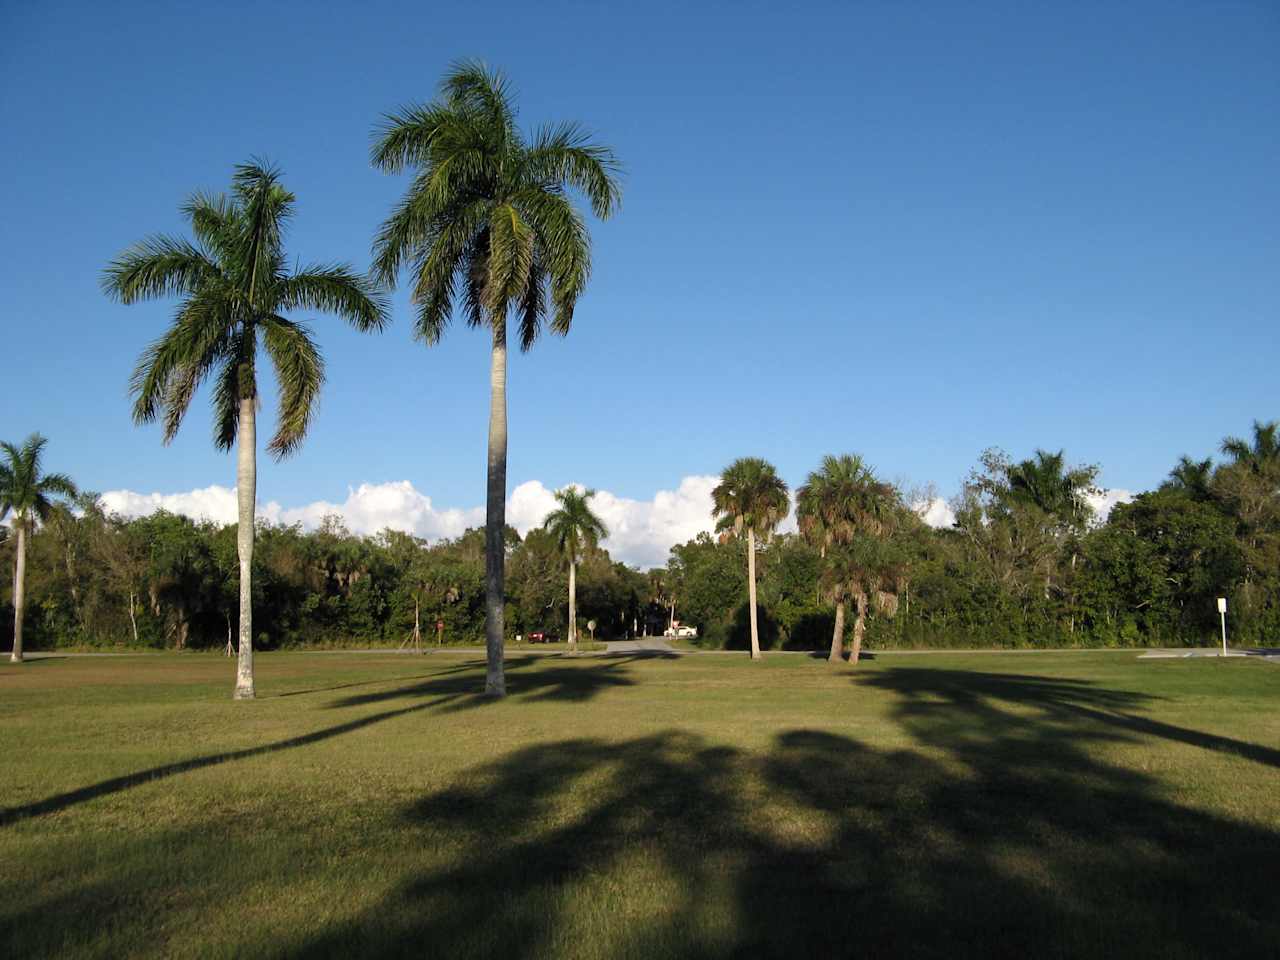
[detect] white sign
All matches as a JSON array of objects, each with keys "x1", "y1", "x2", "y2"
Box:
[{"x1": 1217, "y1": 597, "x2": 1227, "y2": 614}]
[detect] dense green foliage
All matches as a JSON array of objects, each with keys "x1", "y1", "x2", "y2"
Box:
[{"x1": 0, "y1": 511, "x2": 652, "y2": 651}]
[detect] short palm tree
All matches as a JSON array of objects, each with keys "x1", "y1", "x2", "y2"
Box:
[
  {"x1": 370, "y1": 61, "x2": 621, "y2": 696},
  {"x1": 711, "y1": 458, "x2": 789, "y2": 660},
  {"x1": 796, "y1": 454, "x2": 896, "y2": 663},
  {"x1": 541, "y1": 487, "x2": 608, "y2": 651},
  {"x1": 103, "y1": 161, "x2": 388, "y2": 699},
  {"x1": 0, "y1": 435, "x2": 77, "y2": 662}
]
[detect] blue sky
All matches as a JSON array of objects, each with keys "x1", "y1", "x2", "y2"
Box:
[{"x1": 1, "y1": 1, "x2": 1277, "y2": 562}]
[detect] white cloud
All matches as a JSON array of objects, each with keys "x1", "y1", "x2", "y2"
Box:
[
  {"x1": 98, "y1": 476, "x2": 730, "y2": 568},
  {"x1": 914, "y1": 497, "x2": 957, "y2": 529},
  {"x1": 1087, "y1": 488, "x2": 1133, "y2": 522}
]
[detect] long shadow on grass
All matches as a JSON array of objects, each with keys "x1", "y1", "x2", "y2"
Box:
[
  {"x1": 865, "y1": 667, "x2": 1280, "y2": 770},
  {"x1": 291, "y1": 684, "x2": 1280, "y2": 958},
  {"x1": 0, "y1": 658, "x2": 636, "y2": 828}
]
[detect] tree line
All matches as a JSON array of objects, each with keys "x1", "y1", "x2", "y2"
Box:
[{"x1": 5, "y1": 418, "x2": 1276, "y2": 657}]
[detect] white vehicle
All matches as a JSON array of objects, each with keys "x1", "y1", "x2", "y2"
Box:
[{"x1": 664, "y1": 624, "x2": 698, "y2": 638}]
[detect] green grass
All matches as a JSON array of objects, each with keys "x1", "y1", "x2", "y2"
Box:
[{"x1": 1, "y1": 650, "x2": 1277, "y2": 958}]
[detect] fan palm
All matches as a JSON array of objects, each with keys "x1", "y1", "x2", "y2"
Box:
[
  {"x1": 370, "y1": 61, "x2": 621, "y2": 695},
  {"x1": 541, "y1": 487, "x2": 608, "y2": 651},
  {"x1": 711, "y1": 458, "x2": 790, "y2": 660},
  {"x1": 0, "y1": 434, "x2": 78, "y2": 662},
  {"x1": 103, "y1": 161, "x2": 388, "y2": 699},
  {"x1": 796, "y1": 454, "x2": 897, "y2": 662}
]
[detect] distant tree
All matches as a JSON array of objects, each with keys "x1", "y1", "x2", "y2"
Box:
[
  {"x1": 541, "y1": 488, "x2": 608, "y2": 651},
  {"x1": 0, "y1": 435, "x2": 77, "y2": 661},
  {"x1": 1164, "y1": 456, "x2": 1215, "y2": 502},
  {"x1": 797, "y1": 454, "x2": 897, "y2": 663},
  {"x1": 712, "y1": 458, "x2": 790, "y2": 659},
  {"x1": 1221, "y1": 420, "x2": 1280, "y2": 474},
  {"x1": 103, "y1": 161, "x2": 388, "y2": 698},
  {"x1": 1004, "y1": 449, "x2": 1099, "y2": 533},
  {"x1": 370, "y1": 61, "x2": 621, "y2": 695}
]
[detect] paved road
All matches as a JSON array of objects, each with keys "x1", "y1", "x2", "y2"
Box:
[{"x1": 604, "y1": 637, "x2": 677, "y2": 655}]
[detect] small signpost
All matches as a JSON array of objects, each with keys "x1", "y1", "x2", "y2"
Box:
[
  {"x1": 1217, "y1": 597, "x2": 1228, "y2": 656},
  {"x1": 587, "y1": 619, "x2": 597, "y2": 641}
]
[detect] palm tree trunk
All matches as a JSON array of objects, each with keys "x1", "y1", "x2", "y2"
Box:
[
  {"x1": 850, "y1": 589, "x2": 868, "y2": 666},
  {"x1": 747, "y1": 528, "x2": 761, "y2": 660},
  {"x1": 10, "y1": 521, "x2": 26, "y2": 662},
  {"x1": 829, "y1": 599, "x2": 845, "y2": 663},
  {"x1": 233, "y1": 395, "x2": 256, "y2": 700},
  {"x1": 484, "y1": 325, "x2": 508, "y2": 696},
  {"x1": 568, "y1": 560, "x2": 577, "y2": 652}
]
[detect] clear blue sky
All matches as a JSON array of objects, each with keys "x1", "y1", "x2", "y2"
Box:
[{"x1": 2, "y1": 0, "x2": 1277, "y2": 511}]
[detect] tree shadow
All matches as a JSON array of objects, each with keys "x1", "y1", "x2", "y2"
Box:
[
  {"x1": 865, "y1": 667, "x2": 1280, "y2": 770},
  {"x1": 0, "y1": 658, "x2": 640, "y2": 828},
  {"x1": 287, "y1": 709, "x2": 1280, "y2": 958}
]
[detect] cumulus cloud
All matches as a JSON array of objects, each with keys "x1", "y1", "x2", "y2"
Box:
[
  {"x1": 914, "y1": 497, "x2": 957, "y2": 529},
  {"x1": 98, "y1": 476, "x2": 733, "y2": 568},
  {"x1": 1087, "y1": 488, "x2": 1133, "y2": 522}
]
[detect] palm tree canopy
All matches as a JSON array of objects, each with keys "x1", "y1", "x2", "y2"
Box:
[
  {"x1": 103, "y1": 161, "x2": 390, "y2": 458},
  {"x1": 796, "y1": 453, "x2": 897, "y2": 551},
  {"x1": 541, "y1": 487, "x2": 608, "y2": 564},
  {"x1": 1004, "y1": 449, "x2": 1097, "y2": 529},
  {"x1": 1164, "y1": 455, "x2": 1215, "y2": 500},
  {"x1": 1221, "y1": 420, "x2": 1280, "y2": 473},
  {"x1": 712, "y1": 457, "x2": 790, "y2": 541},
  {"x1": 0, "y1": 434, "x2": 78, "y2": 525},
  {"x1": 370, "y1": 60, "x2": 622, "y2": 350}
]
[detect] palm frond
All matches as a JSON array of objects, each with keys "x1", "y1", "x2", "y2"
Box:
[
  {"x1": 102, "y1": 236, "x2": 221, "y2": 303},
  {"x1": 277, "y1": 264, "x2": 390, "y2": 333},
  {"x1": 526, "y1": 121, "x2": 622, "y2": 219},
  {"x1": 262, "y1": 315, "x2": 325, "y2": 459}
]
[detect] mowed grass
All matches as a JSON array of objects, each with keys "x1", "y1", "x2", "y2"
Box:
[{"x1": 1, "y1": 650, "x2": 1277, "y2": 959}]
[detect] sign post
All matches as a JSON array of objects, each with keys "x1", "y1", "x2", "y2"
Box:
[{"x1": 1217, "y1": 597, "x2": 1227, "y2": 656}]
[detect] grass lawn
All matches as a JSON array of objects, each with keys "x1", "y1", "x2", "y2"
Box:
[{"x1": 1, "y1": 650, "x2": 1277, "y2": 958}]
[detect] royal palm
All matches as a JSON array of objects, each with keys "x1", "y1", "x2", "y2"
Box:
[
  {"x1": 0, "y1": 434, "x2": 77, "y2": 662},
  {"x1": 541, "y1": 487, "x2": 608, "y2": 652},
  {"x1": 711, "y1": 458, "x2": 789, "y2": 660},
  {"x1": 370, "y1": 61, "x2": 621, "y2": 695},
  {"x1": 103, "y1": 162, "x2": 388, "y2": 699}
]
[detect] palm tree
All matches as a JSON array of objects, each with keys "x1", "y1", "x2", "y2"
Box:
[
  {"x1": 1165, "y1": 455, "x2": 1215, "y2": 501},
  {"x1": 1221, "y1": 420, "x2": 1280, "y2": 474},
  {"x1": 370, "y1": 61, "x2": 621, "y2": 696},
  {"x1": 0, "y1": 435, "x2": 77, "y2": 662},
  {"x1": 1004, "y1": 449, "x2": 1097, "y2": 531},
  {"x1": 541, "y1": 487, "x2": 608, "y2": 652},
  {"x1": 711, "y1": 458, "x2": 789, "y2": 660},
  {"x1": 821, "y1": 536, "x2": 902, "y2": 666},
  {"x1": 796, "y1": 454, "x2": 896, "y2": 662},
  {"x1": 103, "y1": 161, "x2": 388, "y2": 699}
]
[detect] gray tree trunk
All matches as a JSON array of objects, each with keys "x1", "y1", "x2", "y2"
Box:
[
  {"x1": 233, "y1": 395, "x2": 256, "y2": 700},
  {"x1": 128, "y1": 589, "x2": 139, "y2": 643},
  {"x1": 568, "y1": 559, "x2": 577, "y2": 652},
  {"x1": 829, "y1": 598, "x2": 845, "y2": 663},
  {"x1": 747, "y1": 528, "x2": 761, "y2": 660},
  {"x1": 10, "y1": 520, "x2": 26, "y2": 662},
  {"x1": 484, "y1": 326, "x2": 508, "y2": 696},
  {"x1": 850, "y1": 589, "x2": 868, "y2": 666}
]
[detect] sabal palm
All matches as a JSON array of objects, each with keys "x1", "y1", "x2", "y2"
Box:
[
  {"x1": 819, "y1": 536, "x2": 897, "y2": 666},
  {"x1": 541, "y1": 487, "x2": 608, "y2": 651},
  {"x1": 711, "y1": 458, "x2": 789, "y2": 660},
  {"x1": 796, "y1": 454, "x2": 897, "y2": 663},
  {"x1": 371, "y1": 61, "x2": 621, "y2": 695},
  {"x1": 103, "y1": 161, "x2": 388, "y2": 698},
  {"x1": 0, "y1": 434, "x2": 77, "y2": 662}
]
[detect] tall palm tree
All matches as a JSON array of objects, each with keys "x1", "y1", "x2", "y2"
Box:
[
  {"x1": 541, "y1": 487, "x2": 608, "y2": 651},
  {"x1": 103, "y1": 161, "x2": 388, "y2": 699},
  {"x1": 711, "y1": 458, "x2": 789, "y2": 660},
  {"x1": 0, "y1": 434, "x2": 77, "y2": 662},
  {"x1": 1165, "y1": 455, "x2": 1215, "y2": 501},
  {"x1": 370, "y1": 61, "x2": 621, "y2": 696},
  {"x1": 796, "y1": 454, "x2": 896, "y2": 663}
]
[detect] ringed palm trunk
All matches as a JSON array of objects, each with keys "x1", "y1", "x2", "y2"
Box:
[
  {"x1": 747, "y1": 527, "x2": 761, "y2": 660},
  {"x1": 850, "y1": 589, "x2": 868, "y2": 666},
  {"x1": 233, "y1": 395, "x2": 256, "y2": 700},
  {"x1": 829, "y1": 598, "x2": 845, "y2": 664},
  {"x1": 568, "y1": 559, "x2": 577, "y2": 653},
  {"x1": 10, "y1": 520, "x2": 26, "y2": 662},
  {"x1": 483, "y1": 325, "x2": 508, "y2": 696}
]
